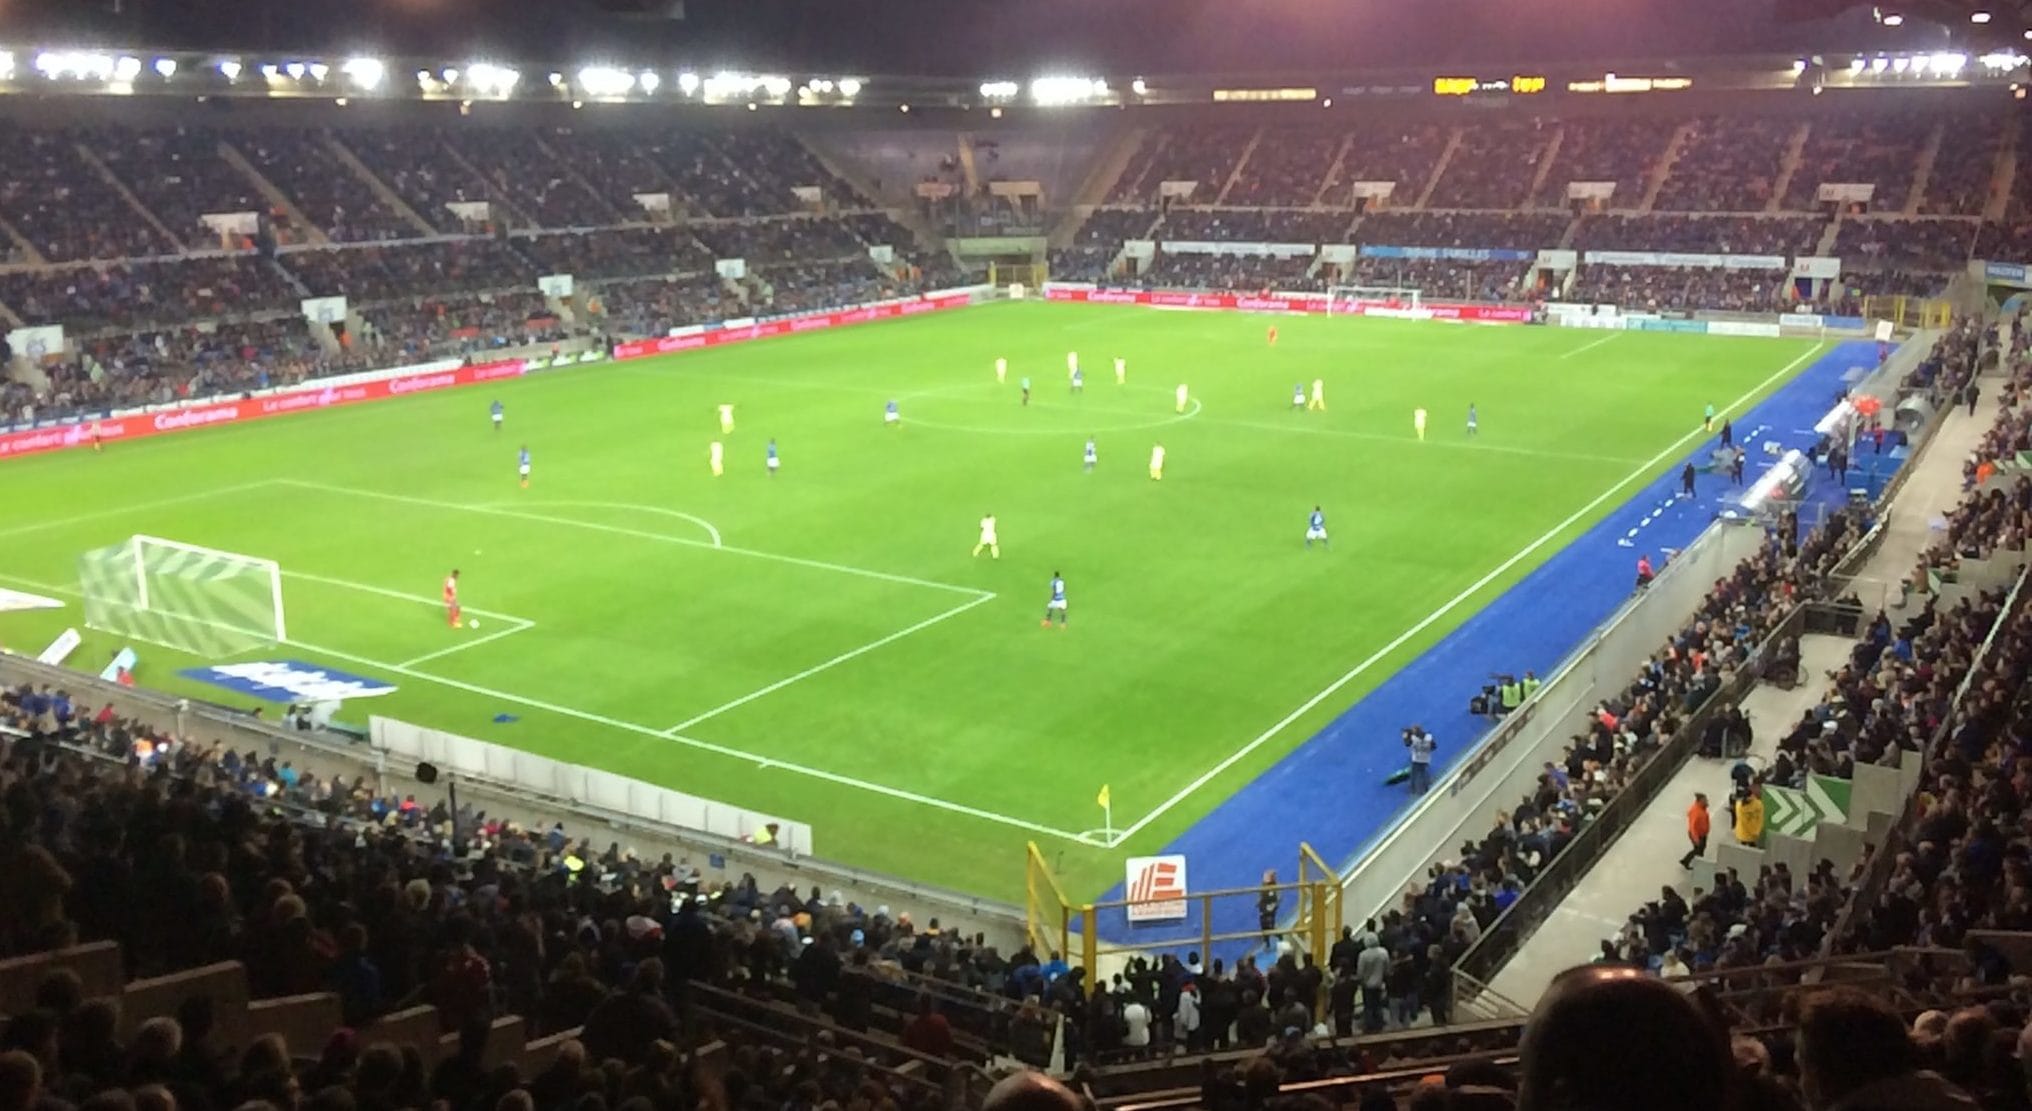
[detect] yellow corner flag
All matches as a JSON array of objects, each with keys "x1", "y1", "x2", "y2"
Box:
[{"x1": 1097, "y1": 785, "x2": 1111, "y2": 809}]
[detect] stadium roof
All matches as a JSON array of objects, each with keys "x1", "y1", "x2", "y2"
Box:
[{"x1": 9, "y1": 0, "x2": 2008, "y2": 76}]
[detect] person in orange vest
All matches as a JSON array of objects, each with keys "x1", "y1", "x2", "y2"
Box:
[
  {"x1": 1680, "y1": 792, "x2": 1710, "y2": 869},
  {"x1": 1635, "y1": 553, "x2": 1655, "y2": 590}
]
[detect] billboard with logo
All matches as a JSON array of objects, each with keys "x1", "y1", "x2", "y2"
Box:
[{"x1": 1125, "y1": 854, "x2": 1189, "y2": 923}]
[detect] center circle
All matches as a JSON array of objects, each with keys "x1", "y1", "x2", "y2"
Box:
[{"x1": 896, "y1": 381, "x2": 1202, "y2": 436}]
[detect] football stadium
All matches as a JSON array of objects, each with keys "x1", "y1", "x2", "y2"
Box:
[{"x1": 2, "y1": 0, "x2": 2031, "y2": 1104}]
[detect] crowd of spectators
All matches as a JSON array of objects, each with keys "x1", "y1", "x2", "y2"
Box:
[
  {"x1": 755, "y1": 261, "x2": 895, "y2": 315},
  {"x1": 1341, "y1": 258, "x2": 1532, "y2": 302},
  {"x1": 1654, "y1": 115, "x2": 1796, "y2": 213},
  {"x1": 1921, "y1": 113, "x2": 2007, "y2": 217},
  {"x1": 589, "y1": 275, "x2": 739, "y2": 336},
  {"x1": 717, "y1": 130, "x2": 870, "y2": 213},
  {"x1": 280, "y1": 240, "x2": 536, "y2": 303},
  {"x1": 1531, "y1": 118, "x2": 1670, "y2": 208},
  {"x1": 1567, "y1": 264, "x2": 1793, "y2": 314},
  {"x1": 691, "y1": 218, "x2": 868, "y2": 266},
  {"x1": 87, "y1": 126, "x2": 301, "y2": 249},
  {"x1": 341, "y1": 129, "x2": 512, "y2": 234},
  {"x1": 4, "y1": 317, "x2": 370, "y2": 422},
  {"x1": 1137, "y1": 252, "x2": 1320, "y2": 292},
  {"x1": 1427, "y1": 121, "x2": 1558, "y2": 210},
  {"x1": 442, "y1": 130, "x2": 623, "y2": 230},
  {"x1": 0, "y1": 257, "x2": 298, "y2": 330},
  {"x1": 229, "y1": 128, "x2": 422, "y2": 242},
  {"x1": 1110, "y1": 126, "x2": 1255, "y2": 204},
  {"x1": 1158, "y1": 207, "x2": 1354, "y2": 244},
  {"x1": 1355, "y1": 211, "x2": 1570, "y2": 253},
  {"x1": 513, "y1": 227, "x2": 715, "y2": 282},
  {"x1": 1834, "y1": 217, "x2": 1975, "y2": 274},
  {"x1": 1222, "y1": 126, "x2": 1343, "y2": 207},
  {"x1": 530, "y1": 128, "x2": 690, "y2": 222},
  {"x1": 1780, "y1": 111, "x2": 1930, "y2": 212},
  {"x1": 1336, "y1": 122, "x2": 1453, "y2": 201},
  {"x1": 357, "y1": 292, "x2": 571, "y2": 362},
  {"x1": 0, "y1": 123, "x2": 180, "y2": 261},
  {"x1": 1573, "y1": 214, "x2": 1824, "y2": 257}
]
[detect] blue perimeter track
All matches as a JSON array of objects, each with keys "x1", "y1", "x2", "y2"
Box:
[{"x1": 1093, "y1": 339, "x2": 1893, "y2": 960}]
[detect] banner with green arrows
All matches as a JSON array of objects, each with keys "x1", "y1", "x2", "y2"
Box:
[{"x1": 1763, "y1": 775, "x2": 1851, "y2": 840}]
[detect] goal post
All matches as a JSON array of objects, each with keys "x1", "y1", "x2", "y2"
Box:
[
  {"x1": 1326, "y1": 285, "x2": 1423, "y2": 315},
  {"x1": 79, "y1": 535, "x2": 287, "y2": 657}
]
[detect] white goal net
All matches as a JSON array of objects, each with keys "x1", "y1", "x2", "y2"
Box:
[
  {"x1": 79, "y1": 535, "x2": 286, "y2": 657},
  {"x1": 1326, "y1": 285, "x2": 1424, "y2": 316}
]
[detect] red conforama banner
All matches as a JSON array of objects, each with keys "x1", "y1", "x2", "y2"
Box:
[
  {"x1": 611, "y1": 288, "x2": 977, "y2": 361},
  {"x1": 0, "y1": 358, "x2": 530, "y2": 461},
  {"x1": 1041, "y1": 286, "x2": 1533, "y2": 324}
]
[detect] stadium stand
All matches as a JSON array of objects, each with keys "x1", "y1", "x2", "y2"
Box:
[
  {"x1": 1335, "y1": 122, "x2": 1453, "y2": 205},
  {"x1": 1342, "y1": 258, "x2": 1532, "y2": 302},
  {"x1": 228, "y1": 128, "x2": 423, "y2": 242},
  {"x1": 0, "y1": 122, "x2": 182, "y2": 262},
  {"x1": 1354, "y1": 211, "x2": 1571, "y2": 253},
  {"x1": 1221, "y1": 126, "x2": 1343, "y2": 207},
  {"x1": 1653, "y1": 115, "x2": 1795, "y2": 213},
  {"x1": 1426, "y1": 122, "x2": 1558, "y2": 211},
  {"x1": 1780, "y1": 111, "x2": 1932, "y2": 213},
  {"x1": 1831, "y1": 217, "x2": 1975, "y2": 291},
  {"x1": 1157, "y1": 207, "x2": 1353, "y2": 244},
  {"x1": 1530, "y1": 117, "x2": 1671, "y2": 209},
  {"x1": 87, "y1": 126, "x2": 299, "y2": 250},
  {"x1": 0, "y1": 257, "x2": 299, "y2": 330},
  {"x1": 1138, "y1": 252, "x2": 1319, "y2": 292},
  {"x1": 1109, "y1": 126, "x2": 1256, "y2": 204},
  {"x1": 281, "y1": 240, "x2": 537, "y2": 302},
  {"x1": 1566, "y1": 264, "x2": 1793, "y2": 314},
  {"x1": 439, "y1": 129, "x2": 623, "y2": 229},
  {"x1": 512, "y1": 227, "x2": 716, "y2": 282},
  {"x1": 357, "y1": 292, "x2": 570, "y2": 362},
  {"x1": 588, "y1": 274, "x2": 739, "y2": 337},
  {"x1": 691, "y1": 217, "x2": 869, "y2": 266},
  {"x1": 1919, "y1": 113, "x2": 2006, "y2": 218},
  {"x1": 1571, "y1": 214, "x2": 1825, "y2": 256},
  {"x1": 339, "y1": 129, "x2": 514, "y2": 233}
]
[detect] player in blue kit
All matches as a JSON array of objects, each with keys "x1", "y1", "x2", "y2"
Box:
[
  {"x1": 490, "y1": 399, "x2": 504, "y2": 432},
  {"x1": 1040, "y1": 572, "x2": 1068, "y2": 628},
  {"x1": 1305, "y1": 506, "x2": 1329, "y2": 549},
  {"x1": 518, "y1": 445, "x2": 531, "y2": 488},
  {"x1": 1021, "y1": 376, "x2": 1032, "y2": 407},
  {"x1": 1084, "y1": 436, "x2": 1097, "y2": 472},
  {"x1": 766, "y1": 438, "x2": 780, "y2": 475},
  {"x1": 885, "y1": 399, "x2": 900, "y2": 427},
  {"x1": 1467, "y1": 403, "x2": 1478, "y2": 436},
  {"x1": 1071, "y1": 367, "x2": 1084, "y2": 394}
]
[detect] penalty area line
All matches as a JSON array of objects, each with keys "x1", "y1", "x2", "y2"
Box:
[
  {"x1": 1104, "y1": 340, "x2": 1827, "y2": 849},
  {"x1": 660, "y1": 591, "x2": 998, "y2": 734},
  {"x1": 264, "y1": 635, "x2": 1093, "y2": 844},
  {"x1": 1560, "y1": 333, "x2": 1623, "y2": 360}
]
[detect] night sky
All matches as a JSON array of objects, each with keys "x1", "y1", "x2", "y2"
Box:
[{"x1": 0, "y1": 0, "x2": 1930, "y2": 74}]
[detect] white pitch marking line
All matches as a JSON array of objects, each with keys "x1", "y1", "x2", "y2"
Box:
[
  {"x1": 396, "y1": 618, "x2": 538, "y2": 668},
  {"x1": 1560, "y1": 332, "x2": 1624, "y2": 360},
  {"x1": 279, "y1": 479, "x2": 989, "y2": 599},
  {"x1": 263, "y1": 634, "x2": 1089, "y2": 843},
  {"x1": 1105, "y1": 341, "x2": 1827, "y2": 848},
  {"x1": 662, "y1": 592, "x2": 998, "y2": 734},
  {"x1": 476, "y1": 500, "x2": 722, "y2": 548},
  {"x1": 284, "y1": 568, "x2": 529, "y2": 624},
  {"x1": 0, "y1": 480, "x2": 273, "y2": 542}
]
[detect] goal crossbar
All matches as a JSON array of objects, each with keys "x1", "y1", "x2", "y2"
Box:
[{"x1": 1326, "y1": 285, "x2": 1423, "y2": 315}]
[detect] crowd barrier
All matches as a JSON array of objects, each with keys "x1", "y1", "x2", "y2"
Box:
[
  {"x1": 369, "y1": 714, "x2": 815, "y2": 854},
  {"x1": 1039, "y1": 283, "x2": 1535, "y2": 323}
]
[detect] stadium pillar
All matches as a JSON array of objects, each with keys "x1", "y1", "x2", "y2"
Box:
[
  {"x1": 1200, "y1": 894, "x2": 1214, "y2": 969},
  {"x1": 1080, "y1": 904, "x2": 1097, "y2": 987}
]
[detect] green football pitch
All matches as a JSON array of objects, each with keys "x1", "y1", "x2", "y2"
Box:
[{"x1": 0, "y1": 302, "x2": 1821, "y2": 900}]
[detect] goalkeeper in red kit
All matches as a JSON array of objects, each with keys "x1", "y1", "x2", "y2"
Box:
[{"x1": 443, "y1": 570, "x2": 461, "y2": 628}]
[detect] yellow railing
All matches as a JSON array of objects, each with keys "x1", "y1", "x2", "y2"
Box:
[
  {"x1": 1862, "y1": 294, "x2": 1952, "y2": 331},
  {"x1": 1027, "y1": 843, "x2": 1341, "y2": 989}
]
